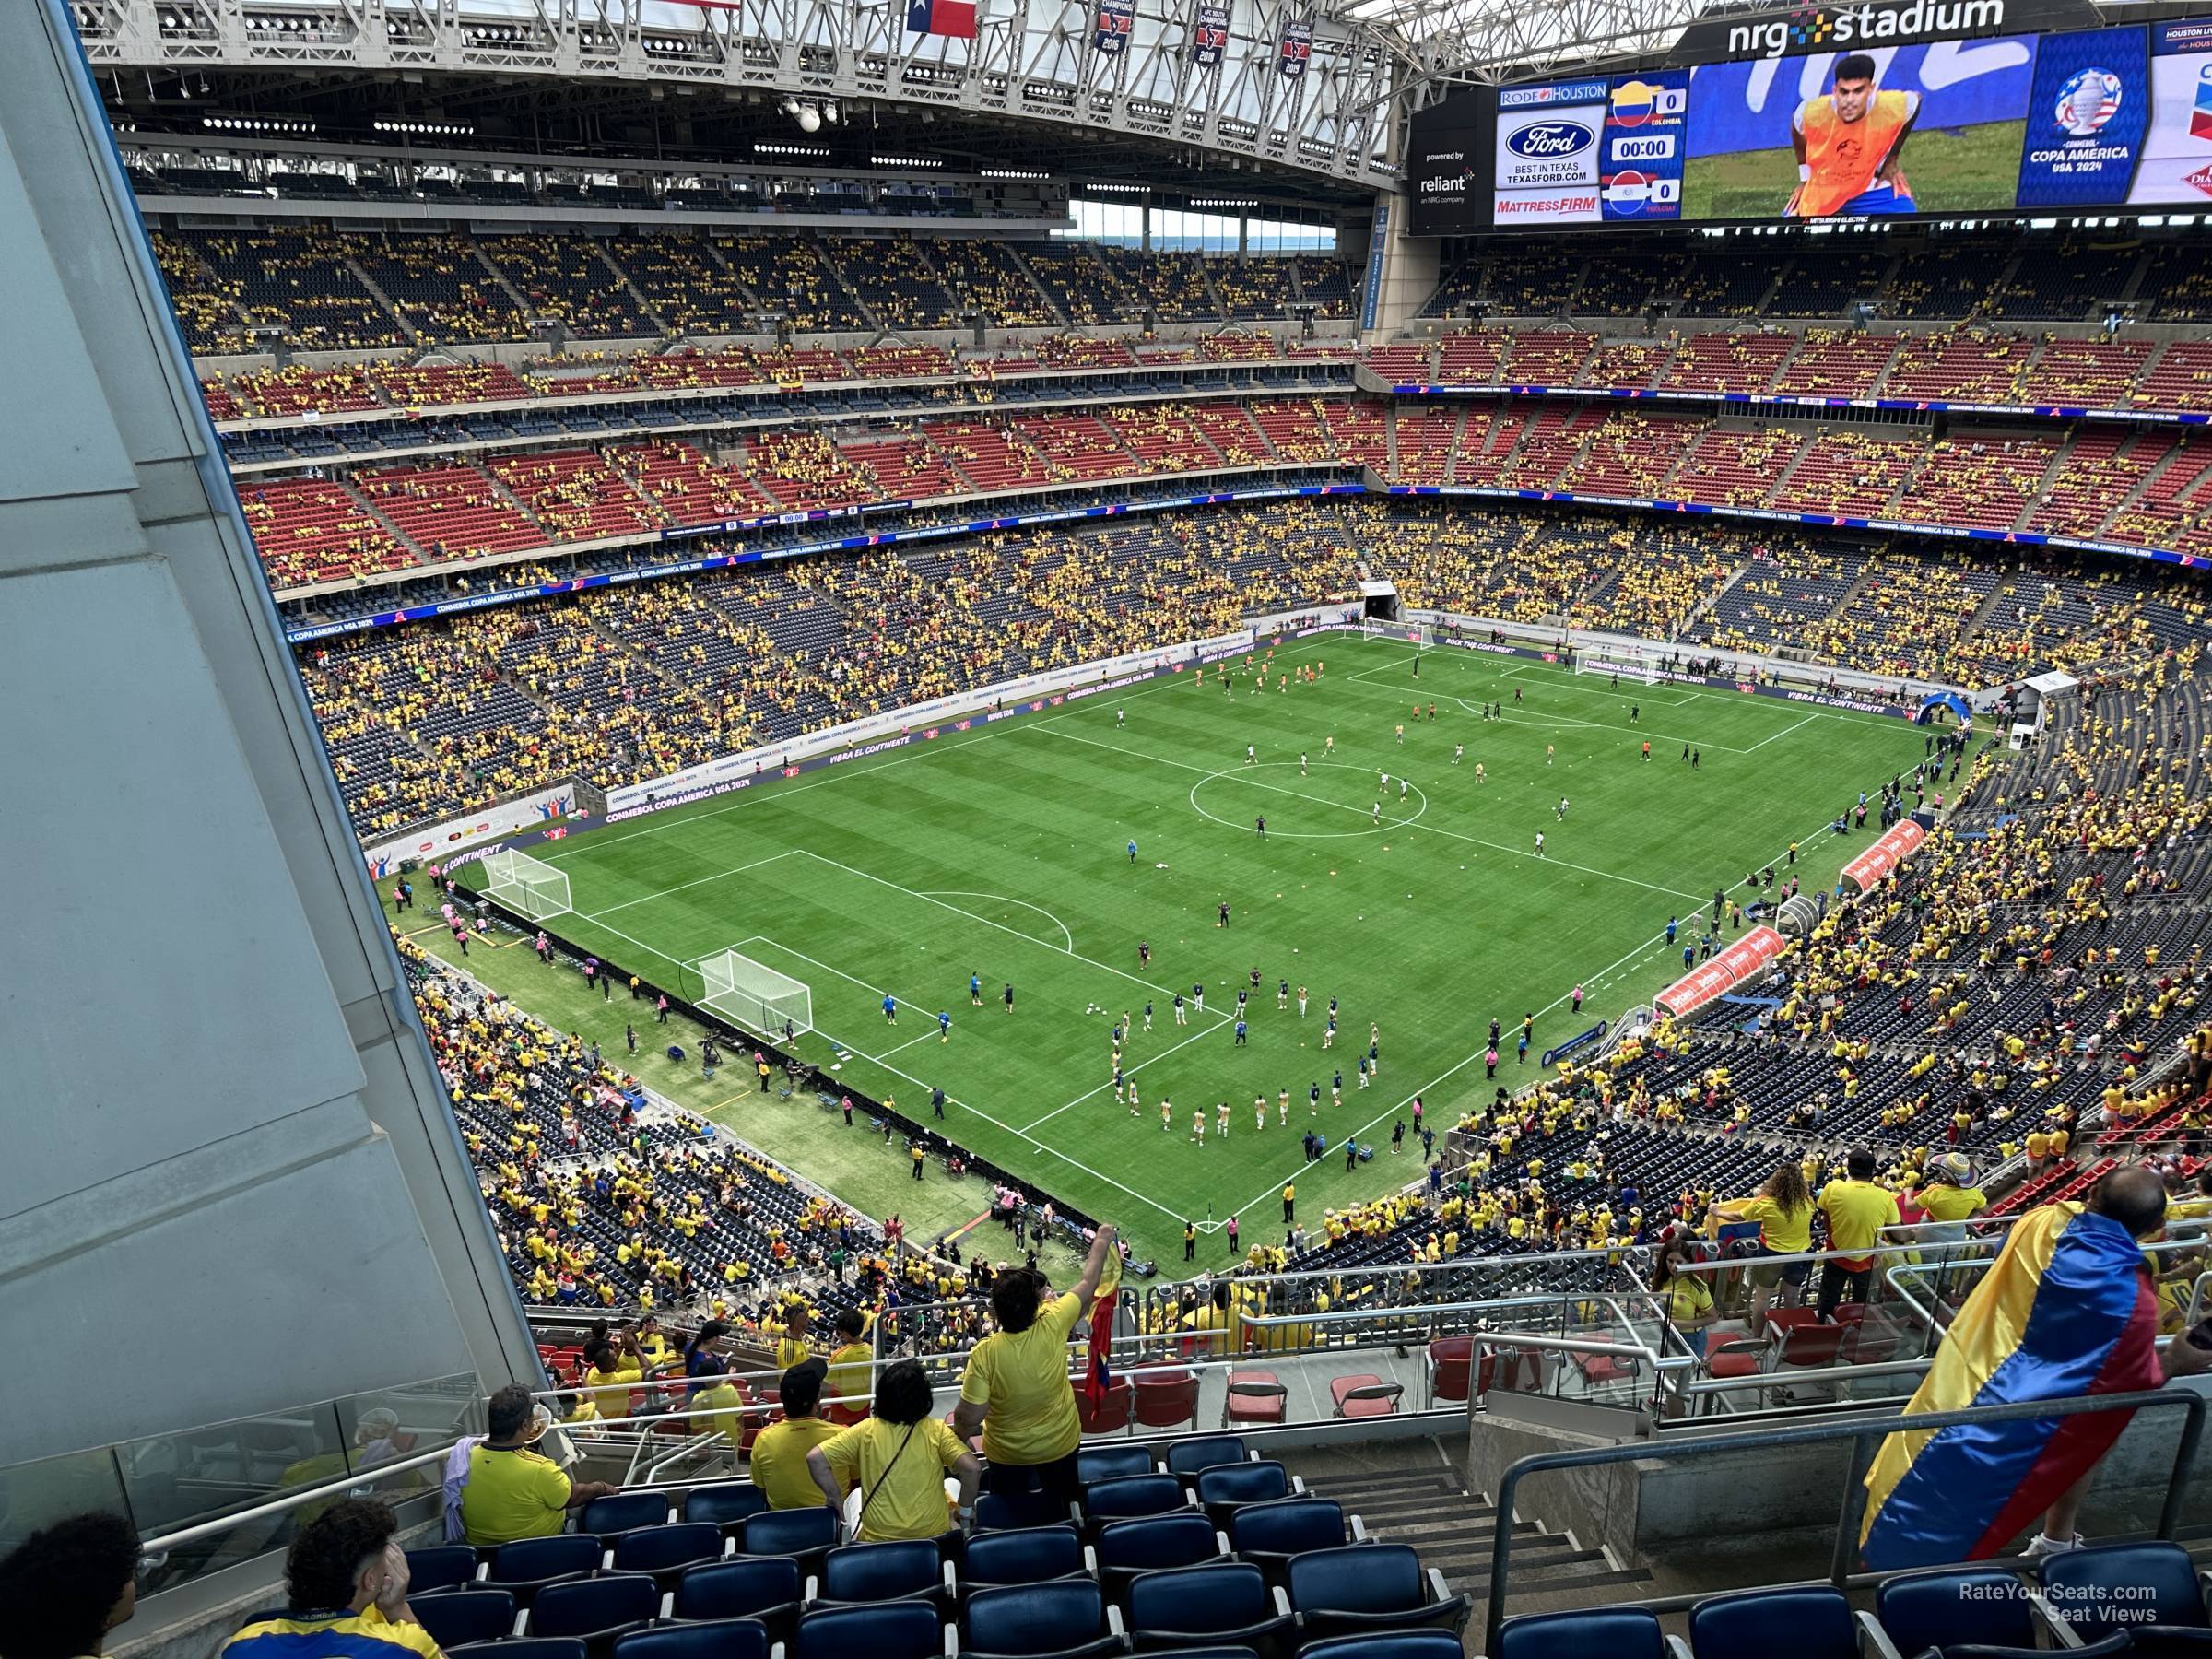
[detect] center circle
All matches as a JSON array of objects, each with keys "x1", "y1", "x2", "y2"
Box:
[{"x1": 1188, "y1": 761, "x2": 1430, "y2": 840}]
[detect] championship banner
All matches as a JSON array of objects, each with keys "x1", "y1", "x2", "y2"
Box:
[
  {"x1": 1839, "y1": 818, "x2": 1928, "y2": 893},
  {"x1": 1278, "y1": 16, "x2": 1312, "y2": 77},
  {"x1": 1653, "y1": 924, "x2": 1787, "y2": 1018},
  {"x1": 1191, "y1": 1, "x2": 1228, "y2": 65},
  {"x1": 2016, "y1": 23, "x2": 2150, "y2": 207},
  {"x1": 1094, "y1": 0, "x2": 1135, "y2": 54}
]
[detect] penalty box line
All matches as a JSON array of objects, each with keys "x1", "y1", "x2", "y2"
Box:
[
  {"x1": 1203, "y1": 759, "x2": 1934, "y2": 1231},
  {"x1": 744, "y1": 932, "x2": 1188, "y2": 1225}
]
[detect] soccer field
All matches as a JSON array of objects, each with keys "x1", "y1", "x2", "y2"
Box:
[
  {"x1": 1680, "y1": 119, "x2": 2026, "y2": 221},
  {"x1": 423, "y1": 637, "x2": 1931, "y2": 1266}
]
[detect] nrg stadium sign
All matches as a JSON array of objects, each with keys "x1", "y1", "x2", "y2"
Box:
[{"x1": 1724, "y1": 0, "x2": 2006, "y2": 58}]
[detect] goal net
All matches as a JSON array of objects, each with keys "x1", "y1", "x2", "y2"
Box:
[
  {"x1": 1575, "y1": 653, "x2": 1660, "y2": 686},
  {"x1": 478, "y1": 849, "x2": 572, "y2": 921},
  {"x1": 1369, "y1": 620, "x2": 1433, "y2": 648},
  {"x1": 693, "y1": 947, "x2": 814, "y2": 1039}
]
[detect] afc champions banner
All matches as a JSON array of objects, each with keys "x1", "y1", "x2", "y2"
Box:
[
  {"x1": 1278, "y1": 17, "x2": 1312, "y2": 78},
  {"x1": 2017, "y1": 23, "x2": 2149, "y2": 206},
  {"x1": 1190, "y1": 1, "x2": 1228, "y2": 65},
  {"x1": 1094, "y1": 0, "x2": 1135, "y2": 53}
]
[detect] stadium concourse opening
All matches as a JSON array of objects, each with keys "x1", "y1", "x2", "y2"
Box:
[{"x1": 16, "y1": 0, "x2": 2212, "y2": 1647}]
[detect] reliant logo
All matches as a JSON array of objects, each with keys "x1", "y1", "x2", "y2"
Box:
[
  {"x1": 1725, "y1": 0, "x2": 2004, "y2": 58},
  {"x1": 1505, "y1": 121, "x2": 1597, "y2": 159}
]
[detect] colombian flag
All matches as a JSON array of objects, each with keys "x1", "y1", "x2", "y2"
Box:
[
  {"x1": 1859, "y1": 1203, "x2": 2163, "y2": 1570},
  {"x1": 1080, "y1": 1246, "x2": 1124, "y2": 1410}
]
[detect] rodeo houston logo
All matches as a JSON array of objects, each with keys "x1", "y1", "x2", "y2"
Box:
[{"x1": 1727, "y1": 0, "x2": 2006, "y2": 58}]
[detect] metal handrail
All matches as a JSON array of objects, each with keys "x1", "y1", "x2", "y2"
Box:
[
  {"x1": 135, "y1": 1440, "x2": 460, "y2": 1559},
  {"x1": 1483, "y1": 1385, "x2": 2207, "y2": 1655}
]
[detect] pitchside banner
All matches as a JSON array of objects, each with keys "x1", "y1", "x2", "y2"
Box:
[
  {"x1": 1191, "y1": 1, "x2": 1228, "y2": 65},
  {"x1": 1094, "y1": 0, "x2": 1135, "y2": 54},
  {"x1": 1278, "y1": 17, "x2": 1312, "y2": 77}
]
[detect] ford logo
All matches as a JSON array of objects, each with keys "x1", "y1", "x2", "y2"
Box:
[{"x1": 1508, "y1": 122, "x2": 1595, "y2": 159}]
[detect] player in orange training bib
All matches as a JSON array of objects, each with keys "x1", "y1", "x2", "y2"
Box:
[{"x1": 1788, "y1": 53, "x2": 1919, "y2": 218}]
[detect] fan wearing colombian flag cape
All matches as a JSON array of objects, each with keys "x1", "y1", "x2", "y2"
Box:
[{"x1": 1859, "y1": 1167, "x2": 2209, "y2": 1569}]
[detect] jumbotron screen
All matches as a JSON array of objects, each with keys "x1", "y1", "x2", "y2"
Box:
[{"x1": 1456, "y1": 13, "x2": 2212, "y2": 229}]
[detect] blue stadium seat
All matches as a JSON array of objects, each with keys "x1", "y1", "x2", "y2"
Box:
[
  {"x1": 613, "y1": 1523, "x2": 726, "y2": 1583},
  {"x1": 1083, "y1": 1474, "x2": 1188, "y2": 1530},
  {"x1": 737, "y1": 1507, "x2": 840, "y2": 1576},
  {"x1": 1164, "y1": 1438, "x2": 1250, "y2": 1482},
  {"x1": 960, "y1": 1580, "x2": 1121, "y2": 1659},
  {"x1": 1124, "y1": 1560, "x2": 1292, "y2": 1656},
  {"x1": 2040, "y1": 1543, "x2": 2212, "y2": 1641},
  {"x1": 1689, "y1": 1587, "x2": 1854, "y2": 1659},
  {"x1": 1296, "y1": 1634, "x2": 1461, "y2": 1659},
  {"x1": 977, "y1": 1490, "x2": 1077, "y2": 1534},
  {"x1": 526, "y1": 1572, "x2": 661, "y2": 1645},
  {"x1": 1194, "y1": 1464, "x2": 1295, "y2": 1530},
  {"x1": 448, "y1": 1640, "x2": 587, "y2": 1659},
  {"x1": 1496, "y1": 1606, "x2": 1665, "y2": 1659},
  {"x1": 685, "y1": 1484, "x2": 771, "y2": 1532},
  {"x1": 1226, "y1": 1499, "x2": 1351, "y2": 1579},
  {"x1": 412, "y1": 1588, "x2": 517, "y2": 1649},
  {"x1": 1096, "y1": 1513, "x2": 1225, "y2": 1601},
  {"x1": 613, "y1": 1619, "x2": 771, "y2": 1659},
  {"x1": 1283, "y1": 1544, "x2": 1468, "y2": 1641},
  {"x1": 960, "y1": 1526, "x2": 1090, "y2": 1594},
  {"x1": 1875, "y1": 1569, "x2": 2038, "y2": 1655},
  {"x1": 1078, "y1": 1447, "x2": 1156, "y2": 1486},
  {"x1": 794, "y1": 1600, "x2": 947, "y2": 1659},
  {"x1": 1925, "y1": 1638, "x2": 2132, "y2": 1659},
  {"x1": 583, "y1": 1492, "x2": 676, "y2": 1538},
  {"x1": 483, "y1": 1535, "x2": 606, "y2": 1602},
  {"x1": 814, "y1": 1538, "x2": 952, "y2": 1610},
  {"x1": 405, "y1": 1545, "x2": 483, "y2": 1594},
  {"x1": 672, "y1": 1559, "x2": 804, "y2": 1644}
]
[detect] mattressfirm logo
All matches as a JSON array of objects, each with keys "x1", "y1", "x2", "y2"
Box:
[
  {"x1": 1725, "y1": 0, "x2": 2004, "y2": 59},
  {"x1": 1505, "y1": 121, "x2": 1597, "y2": 159}
]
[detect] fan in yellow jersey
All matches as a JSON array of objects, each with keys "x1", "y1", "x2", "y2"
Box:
[
  {"x1": 1788, "y1": 54, "x2": 1920, "y2": 218},
  {"x1": 218, "y1": 1500, "x2": 441, "y2": 1659}
]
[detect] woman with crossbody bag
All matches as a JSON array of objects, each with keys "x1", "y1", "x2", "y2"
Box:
[{"x1": 808, "y1": 1359, "x2": 981, "y2": 1542}]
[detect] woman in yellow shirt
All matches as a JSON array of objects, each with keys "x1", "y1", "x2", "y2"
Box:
[
  {"x1": 823, "y1": 1308, "x2": 876, "y2": 1425},
  {"x1": 808, "y1": 1359, "x2": 980, "y2": 1542},
  {"x1": 952, "y1": 1224, "x2": 1118, "y2": 1510},
  {"x1": 1714, "y1": 1161, "x2": 1813, "y2": 1332}
]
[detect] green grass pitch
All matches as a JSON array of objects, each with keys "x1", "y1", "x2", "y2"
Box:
[
  {"x1": 398, "y1": 637, "x2": 1932, "y2": 1268},
  {"x1": 1681, "y1": 118, "x2": 2026, "y2": 221}
]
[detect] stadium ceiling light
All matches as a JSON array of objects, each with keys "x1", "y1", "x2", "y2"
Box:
[{"x1": 981, "y1": 167, "x2": 1051, "y2": 181}]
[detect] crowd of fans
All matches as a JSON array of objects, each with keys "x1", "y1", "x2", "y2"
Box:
[{"x1": 298, "y1": 495, "x2": 2212, "y2": 840}]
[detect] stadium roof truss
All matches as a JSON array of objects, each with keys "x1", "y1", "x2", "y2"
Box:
[{"x1": 76, "y1": 0, "x2": 1408, "y2": 188}]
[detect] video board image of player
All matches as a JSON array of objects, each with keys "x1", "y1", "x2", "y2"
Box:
[{"x1": 1683, "y1": 36, "x2": 2037, "y2": 221}]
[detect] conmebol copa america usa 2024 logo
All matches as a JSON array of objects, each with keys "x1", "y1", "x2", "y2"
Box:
[
  {"x1": 2053, "y1": 68, "x2": 2123, "y2": 136},
  {"x1": 1505, "y1": 121, "x2": 1597, "y2": 159}
]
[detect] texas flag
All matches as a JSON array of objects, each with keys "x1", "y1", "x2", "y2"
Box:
[{"x1": 908, "y1": 0, "x2": 977, "y2": 37}]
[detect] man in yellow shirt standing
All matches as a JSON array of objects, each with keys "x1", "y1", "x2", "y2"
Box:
[
  {"x1": 1815, "y1": 1148, "x2": 1900, "y2": 1321},
  {"x1": 823, "y1": 1308, "x2": 876, "y2": 1425},
  {"x1": 952, "y1": 1224, "x2": 1117, "y2": 1510},
  {"x1": 749, "y1": 1360, "x2": 847, "y2": 1509}
]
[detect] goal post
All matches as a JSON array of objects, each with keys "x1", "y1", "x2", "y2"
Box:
[
  {"x1": 692, "y1": 947, "x2": 815, "y2": 1039},
  {"x1": 478, "y1": 848, "x2": 572, "y2": 922}
]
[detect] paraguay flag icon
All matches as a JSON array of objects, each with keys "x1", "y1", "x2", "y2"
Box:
[{"x1": 2194, "y1": 61, "x2": 2212, "y2": 140}]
